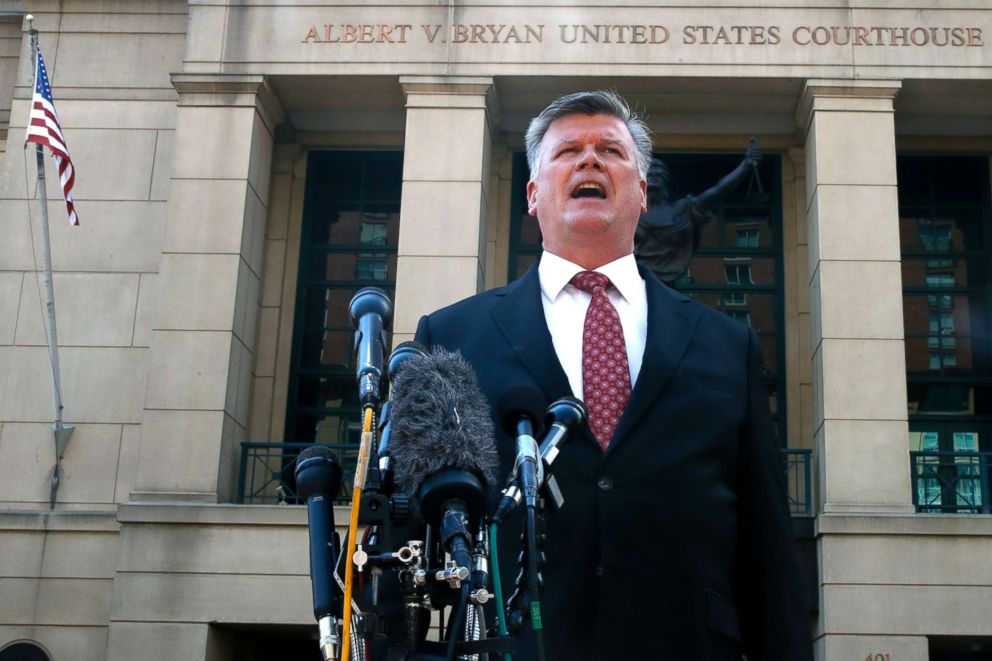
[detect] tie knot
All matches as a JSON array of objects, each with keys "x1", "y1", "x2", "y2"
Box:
[{"x1": 570, "y1": 271, "x2": 611, "y2": 295}]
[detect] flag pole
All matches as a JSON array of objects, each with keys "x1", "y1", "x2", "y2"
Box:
[{"x1": 26, "y1": 15, "x2": 73, "y2": 509}]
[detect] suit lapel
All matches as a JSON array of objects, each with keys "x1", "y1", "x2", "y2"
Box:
[
  {"x1": 609, "y1": 267, "x2": 700, "y2": 451},
  {"x1": 491, "y1": 261, "x2": 701, "y2": 454},
  {"x1": 490, "y1": 263, "x2": 573, "y2": 403}
]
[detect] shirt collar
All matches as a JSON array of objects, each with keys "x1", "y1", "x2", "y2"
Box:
[{"x1": 539, "y1": 251, "x2": 643, "y2": 304}]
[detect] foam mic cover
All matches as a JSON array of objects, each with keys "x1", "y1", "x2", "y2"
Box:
[
  {"x1": 497, "y1": 383, "x2": 547, "y2": 438},
  {"x1": 378, "y1": 340, "x2": 429, "y2": 459},
  {"x1": 388, "y1": 347, "x2": 498, "y2": 517}
]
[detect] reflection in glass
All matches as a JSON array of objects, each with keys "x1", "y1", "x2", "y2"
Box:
[
  {"x1": 289, "y1": 151, "x2": 402, "y2": 444},
  {"x1": 901, "y1": 156, "x2": 992, "y2": 504}
]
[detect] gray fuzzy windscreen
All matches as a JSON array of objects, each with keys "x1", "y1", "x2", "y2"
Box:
[{"x1": 388, "y1": 347, "x2": 498, "y2": 501}]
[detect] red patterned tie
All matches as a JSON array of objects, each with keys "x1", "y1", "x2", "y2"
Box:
[{"x1": 570, "y1": 271, "x2": 632, "y2": 451}]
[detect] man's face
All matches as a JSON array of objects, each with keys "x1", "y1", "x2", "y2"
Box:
[{"x1": 526, "y1": 113, "x2": 647, "y2": 267}]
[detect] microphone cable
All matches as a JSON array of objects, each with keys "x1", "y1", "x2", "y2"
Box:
[
  {"x1": 445, "y1": 581, "x2": 471, "y2": 661},
  {"x1": 489, "y1": 522, "x2": 512, "y2": 661},
  {"x1": 341, "y1": 406, "x2": 376, "y2": 661}
]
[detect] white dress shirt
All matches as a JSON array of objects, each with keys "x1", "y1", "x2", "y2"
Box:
[{"x1": 538, "y1": 251, "x2": 648, "y2": 400}]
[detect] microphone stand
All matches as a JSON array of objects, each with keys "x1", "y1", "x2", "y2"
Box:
[{"x1": 504, "y1": 502, "x2": 547, "y2": 661}]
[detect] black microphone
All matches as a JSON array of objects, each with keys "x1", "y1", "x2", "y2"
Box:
[
  {"x1": 491, "y1": 385, "x2": 546, "y2": 524},
  {"x1": 492, "y1": 395, "x2": 586, "y2": 524},
  {"x1": 295, "y1": 445, "x2": 344, "y2": 661},
  {"x1": 388, "y1": 347, "x2": 497, "y2": 574},
  {"x1": 349, "y1": 287, "x2": 393, "y2": 408},
  {"x1": 539, "y1": 397, "x2": 587, "y2": 467}
]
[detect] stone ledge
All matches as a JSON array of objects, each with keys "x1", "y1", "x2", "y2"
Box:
[
  {"x1": 817, "y1": 512, "x2": 992, "y2": 536},
  {"x1": 0, "y1": 509, "x2": 119, "y2": 532},
  {"x1": 117, "y1": 502, "x2": 352, "y2": 526}
]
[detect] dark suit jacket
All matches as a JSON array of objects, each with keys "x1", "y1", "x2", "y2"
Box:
[{"x1": 414, "y1": 261, "x2": 812, "y2": 661}]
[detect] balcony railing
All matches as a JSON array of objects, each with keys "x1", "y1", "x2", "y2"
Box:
[
  {"x1": 782, "y1": 448, "x2": 813, "y2": 516},
  {"x1": 237, "y1": 442, "x2": 360, "y2": 505},
  {"x1": 911, "y1": 450, "x2": 992, "y2": 514},
  {"x1": 239, "y1": 442, "x2": 815, "y2": 514}
]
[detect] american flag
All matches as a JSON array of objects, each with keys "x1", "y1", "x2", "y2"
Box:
[{"x1": 25, "y1": 43, "x2": 78, "y2": 226}]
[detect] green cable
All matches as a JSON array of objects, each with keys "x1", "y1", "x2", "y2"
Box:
[{"x1": 489, "y1": 522, "x2": 513, "y2": 661}]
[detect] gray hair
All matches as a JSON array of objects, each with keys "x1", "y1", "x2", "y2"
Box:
[{"x1": 524, "y1": 90, "x2": 653, "y2": 179}]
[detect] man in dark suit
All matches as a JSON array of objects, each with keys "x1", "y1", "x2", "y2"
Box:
[{"x1": 414, "y1": 91, "x2": 811, "y2": 660}]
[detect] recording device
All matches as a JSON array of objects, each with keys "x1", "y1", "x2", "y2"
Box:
[
  {"x1": 295, "y1": 445, "x2": 344, "y2": 661},
  {"x1": 389, "y1": 348, "x2": 500, "y2": 658},
  {"x1": 497, "y1": 385, "x2": 546, "y2": 512},
  {"x1": 538, "y1": 396, "x2": 587, "y2": 466},
  {"x1": 349, "y1": 287, "x2": 393, "y2": 408},
  {"x1": 491, "y1": 394, "x2": 588, "y2": 525},
  {"x1": 390, "y1": 348, "x2": 498, "y2": 560},
  {"x1": 328, "y1": 289, "x2": 547, "y2": 659}
]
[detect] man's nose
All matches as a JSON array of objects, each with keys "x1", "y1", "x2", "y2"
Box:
[{"x1": 576, "y1": 147, "x2": 604, "y2": 170}]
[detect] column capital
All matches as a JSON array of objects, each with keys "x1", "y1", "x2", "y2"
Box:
[
  {"x1": 795, "y1": 78, "x2": 901, "y2": 135},
  {"x1": 399, "y1": 75, "x2": 499, "y2": 142},
  {"x1": 399, "y1": 75, "x2": 495, "y2": 100},
  {"x1": 170, "y1": 73, "x2": 286, "y2": 134}
]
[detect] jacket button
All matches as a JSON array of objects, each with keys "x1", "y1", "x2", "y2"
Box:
[{"x1": 597, "y1": 476, "x2": 613, "y2": 491}]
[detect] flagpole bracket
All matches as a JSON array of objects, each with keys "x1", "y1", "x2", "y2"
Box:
[{"x1": 54, "y1": 423, "x2": 75, "y2": 460}]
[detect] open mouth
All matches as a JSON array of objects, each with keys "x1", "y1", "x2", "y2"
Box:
[{"x1": 570, "y1": 182, "x2": 607, "y2": 199}]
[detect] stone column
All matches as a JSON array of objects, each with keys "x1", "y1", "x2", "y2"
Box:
[
  {"x1": 392, "y1": 76, "x2": 496, "y2": 345},
  {"x1": 797, "y1": 79, "x2": 914, "y2": 515},
  {"x1": 130, "y1": 75, "x2": 283, "y2": 502}
]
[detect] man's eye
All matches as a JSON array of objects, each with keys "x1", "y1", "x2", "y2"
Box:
[{"x1": 603, "y1": 147, "x2": 621, "y2": 155}]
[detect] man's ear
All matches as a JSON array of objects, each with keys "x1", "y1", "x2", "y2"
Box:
[
  {"x1": 639, "y1": 178, "x2": 648, "y2": 214},
  {"x1": 526, "y1": 180, "x2": 538, "y2": 217}
]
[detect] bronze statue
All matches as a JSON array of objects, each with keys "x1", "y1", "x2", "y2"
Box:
[{"x1": 635, "y1": 139, "x2": 762, "y2": 284}]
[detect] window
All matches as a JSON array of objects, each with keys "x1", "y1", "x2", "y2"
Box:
[
  {"x1": 287, "y1": 151, "x2": 402, "y2": 445},
  {"x1": 919, "y1": 222, "x2": 953, "y2": 268},
  {"x1": 722, "y1": 291, "x2": 748, "y2": 306},
  {"x1": 355, "y1": 256, "x2": 389, "y2": 281},
  {"x1": 735, "y1": 228, "x2": 759, "y2": 248},
  {"x1": 724, "y1": 262, "x2": 753, "y2": 286},
  {"x1": 900, "y1": 155, "x2": 992, "y2": 513},
  {"x1": 728, "y1": 310, "x2": 752, "y2": 326},
  {"x1": 359, "y1": 218, "x2": 389, "y2": 246},
  {"x1": 928, "y1": 311, "x2": 956, "y2": 350}
]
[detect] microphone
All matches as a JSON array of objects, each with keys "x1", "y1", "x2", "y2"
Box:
[
  {"x1": 388, "y1": 347, "x2": 497, "y2": 574},
  {"x1": 492, "y1": 395, "x2": 587, "y2": 524},
  {"x1": 349, "y1": 287, "x2": 393, "y2": 408},
  {"x1": 295, "y1": 445, "x2": 344, "y2": 661},
  {"x1": 538, "y1": 397, "x2": 587, "y2": 467},
  {"x1": 377, "y1": 341, "x2": 429, "y2": 463},
  {"x1": 491, "y1": 385, "x2": 546, "y2": 524}
]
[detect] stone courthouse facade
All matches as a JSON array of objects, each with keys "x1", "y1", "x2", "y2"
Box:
[{"x1": 1, "y1": 1, "x2": 991, "y2": 659}]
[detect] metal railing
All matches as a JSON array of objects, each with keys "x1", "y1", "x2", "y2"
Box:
[
  {"x1": 237, "y1": 442, "x2": 360, "y2": 505},
  {"x1": 911, "y1": 450, "x2": 992, "y2": 514},
  {"x1": 239, "y1": 442, "x2": 816, "y2": 514},
  {"x1": 782, "y1": 448, "x2": 813, "y2": 517}
]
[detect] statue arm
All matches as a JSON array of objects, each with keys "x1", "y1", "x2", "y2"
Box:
[{"x1": 692, "y1": 138, "x2": 761, "y2": 210}]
